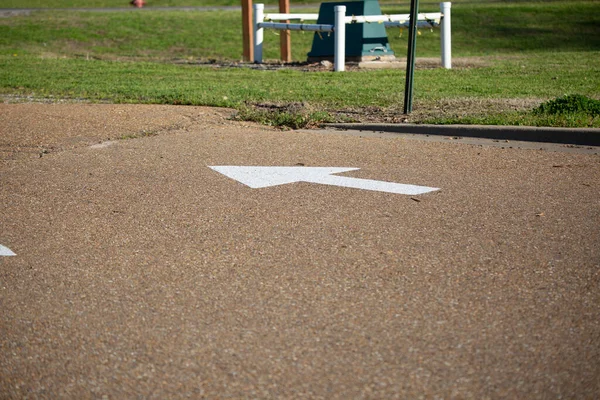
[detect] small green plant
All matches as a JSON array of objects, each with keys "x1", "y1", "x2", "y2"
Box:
[{"x1": 534, "y1": 94, "x2": 600, "y2": 116}]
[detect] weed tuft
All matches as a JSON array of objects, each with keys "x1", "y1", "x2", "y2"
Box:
[
  {"x1": 234, "y1": 103, "x2": 347, "y2": 130},
  {"x1": 119, "y1": 130, "x2": 157, "y2": 140}
]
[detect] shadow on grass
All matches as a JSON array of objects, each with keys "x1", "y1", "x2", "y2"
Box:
[{"x1": 455, "y1": 2, "x2": 600, "y2": 53}]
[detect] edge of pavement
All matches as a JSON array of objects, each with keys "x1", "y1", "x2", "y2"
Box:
[{"x1": 322, "y1": 123, "x2": 600, "y2": 147}]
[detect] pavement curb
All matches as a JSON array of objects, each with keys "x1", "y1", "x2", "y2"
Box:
[{"x1": 323, "y1": 123, "x2": 600, "y2": 146}]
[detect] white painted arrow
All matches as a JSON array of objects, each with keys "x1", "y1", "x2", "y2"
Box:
[
  {"x1": 0, "y1": 244, "x2": 16, "y2": 257},
  {"x1": 209, "y1": 166, "x2": 439, "y2": 195}
]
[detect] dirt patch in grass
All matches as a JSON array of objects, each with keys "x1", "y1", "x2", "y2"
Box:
[
  {"x1": 237, "y1": 96, "x2": 544, "y2": 127},
  {"x1": 333, "y1": 97, "x2": 543, "y2": 124},
  {"x1": 407, "y1": 97, "x2": 544, "y2": 122},
  {"x1": 175, "y1": 56, "x2": 491, "y2": 72}
]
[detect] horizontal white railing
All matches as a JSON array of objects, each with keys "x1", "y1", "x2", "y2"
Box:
[
  {"x1": 254, "y1": 2, "x2": 452, "y2": 71},
  {"x1": 262, "y1": 12, "x2": 442, "y2": 27},
  {"x1": 347, "y1": 13, "x2": 441, "y2": 25}
]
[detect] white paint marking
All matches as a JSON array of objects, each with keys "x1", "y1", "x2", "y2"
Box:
[
  {"x1": 0, "y1": 244, "x2": 16, "y2": 257},
  {"x1": 209, "y1": 166, "x2": 439, "y2": 195}
]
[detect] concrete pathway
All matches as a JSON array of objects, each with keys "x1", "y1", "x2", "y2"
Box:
[{"x1": 1, "y1": 104, "x2": 599, "y2": 398}]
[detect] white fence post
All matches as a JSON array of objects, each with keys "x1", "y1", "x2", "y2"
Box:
[
  {"x1": 254, "y1": 3, "x2": 264, "y2": 63},
  {"x1": 253, "y1": 3, "x2": 447, "y2": 71},
  {"x1": 441, "y1": 2, "x2": 451, "y2": 69},
  {"x1": 334, "y1": 5, "x2": 346, "y2": 72}
]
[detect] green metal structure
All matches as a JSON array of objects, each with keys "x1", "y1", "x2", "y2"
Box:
[{"x1": 307, "y1": 0, "x2": 395, "y2": 62}]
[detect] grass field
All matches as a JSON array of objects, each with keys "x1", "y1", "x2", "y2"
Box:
[
  {"x1": 5, "y1": 0, "x2": 314, "y2": 8},
  {"x1": 1, "y1": 0, "x2": 599, "y2": 127},
  {"x1": 0, "y1": 0, "x2": 577, "y2": 8}
]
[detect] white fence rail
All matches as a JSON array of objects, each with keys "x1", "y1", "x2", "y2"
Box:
[{"x1": 253, "y1": 2, "x2": 452, "y2": 71}]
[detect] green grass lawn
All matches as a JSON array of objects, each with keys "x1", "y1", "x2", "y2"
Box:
[
  {"x1": 5, "y1": 0, "x2": 316, "y2": 8},
  {"x1": 1, "y1": 0, "x2": 599, "y2": 127}
]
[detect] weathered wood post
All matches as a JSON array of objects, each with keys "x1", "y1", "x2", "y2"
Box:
[
  {"x1": 279, "y1": 0, "x2": 292, "y2": 62},
  {"x1": 242, "y1": 0, "x2": 254, "y2": 61}
]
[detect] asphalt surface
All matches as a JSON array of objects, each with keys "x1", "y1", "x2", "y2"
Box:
[{"x1": 1, "y1": 103, "x2": 599, "y2": 398}]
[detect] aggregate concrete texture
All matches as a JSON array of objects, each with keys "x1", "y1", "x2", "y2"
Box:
[{"x1": 1, "y1": 103, "x2": 599, "y2": 398}]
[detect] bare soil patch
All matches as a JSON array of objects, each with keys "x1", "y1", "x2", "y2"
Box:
[
  {"x1": 243, "y1": 96, "x2": 542, "y2": 126},
  {"x1": 176, "y1": 56, "x2": 491, "y2": 72},
  {"x1": 405, "y1": 97, "x2": 543, "y2": 123}
]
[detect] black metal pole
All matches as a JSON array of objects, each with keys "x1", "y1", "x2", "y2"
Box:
[{"x1": 403, "y1": 0, "x2": 419, "y2": 114}]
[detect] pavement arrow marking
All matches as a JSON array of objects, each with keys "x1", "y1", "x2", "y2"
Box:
[
  {"x1": 209, "y1": 166, "x2": 439, "y2": 195},
  {"x1": 0, "y1": 244, "x2": 16, "y2": 257}
]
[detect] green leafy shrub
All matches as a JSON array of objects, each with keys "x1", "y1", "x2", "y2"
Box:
[{"x1": 534, "y1": 94, "x2": 600, "y2": 116}]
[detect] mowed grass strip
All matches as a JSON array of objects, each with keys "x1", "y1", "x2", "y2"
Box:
[
  {"x1": 3, "y1": 2, "x2": 599, "y2": 60},
  {"x1": 0, "y1": 10, "x2": 259, "y2": 61},
  {"x1": 2, "y1": 52, "x2": 596, "y2": 106},
  {"x1": 1, "y1": 1, "x2": 599, "y2": 127}
]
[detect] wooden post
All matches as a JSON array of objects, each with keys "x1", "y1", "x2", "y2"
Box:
[
  {"x1": 279, "y1": 0, "x2": 291, "y2": 62},
  {"x1": 242, "y1": 0, "x2": 253, "y2": 61}
]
